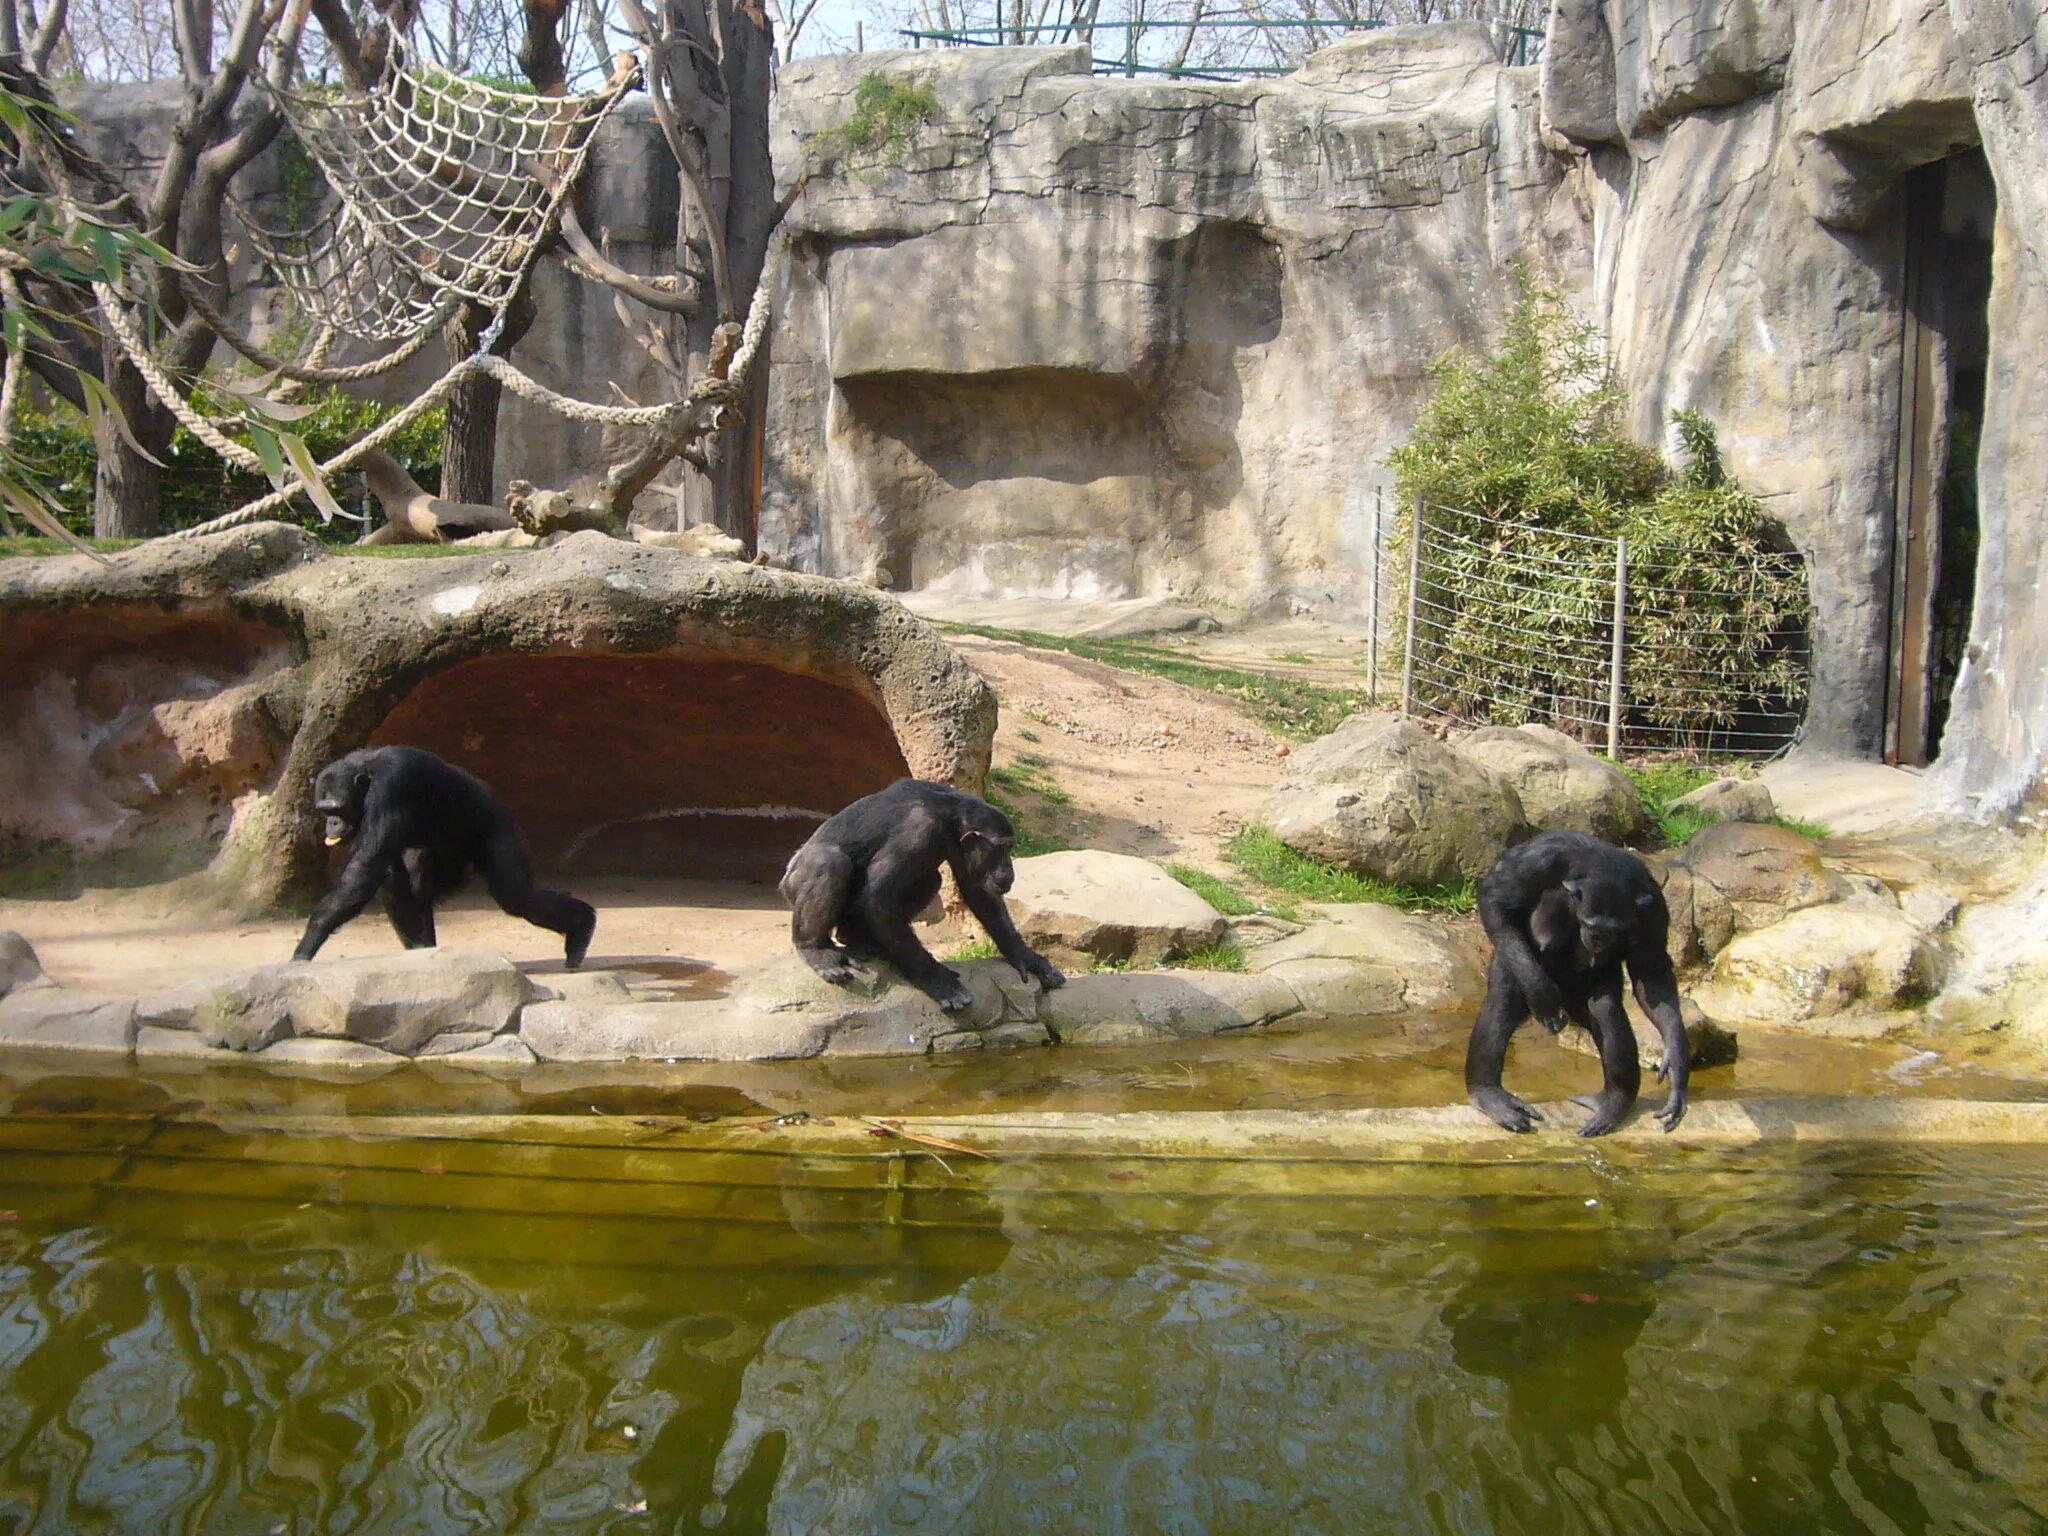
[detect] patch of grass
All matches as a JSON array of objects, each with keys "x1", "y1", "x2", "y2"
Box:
[
  {"x1": 1018, "y1": 727, "x2": 1041, "y2": 743},
  {"x1": 1169, "y1": 942, "x2": 1248, "y2": 973},
  {"x1": 0, "y1": 535, "x2": 142, "y2": 557},
  {"x1": 944, "y1": 622, "x2": 1368, "y2": 741},
  {"x1": 1627, "y1": 761, "x2": 1719, "y2": 849},
  {"x1": 1273, "y1": 651, "x2": 1318, "y2": 665},
  {"x1": 341, "y1": 542, "x2": 509, "y2": 559},
  {"x1": 986, "y1": 753, "x2": 1075, "y2": 855},
  {"x1": 1164, "y1": 863, "x2": 1258, "y2": 917},
  {"x1": 1625, "y1": 761, "x2": 1833, "y2": 847},
  {"x1": 1772, "y1": 815, "x2": 1833, "y2": 842},
  {"x1": 945, "y1": 937, "x2": 998, "y2": 962},
  {"x1": 1224, "y1": 826, "x2": 1476, "y2": 913}
]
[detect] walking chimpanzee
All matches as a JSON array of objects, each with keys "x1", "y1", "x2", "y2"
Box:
[
  {"x1": 1466, "y1": 829, "x2": 1690, "y2": 1137},
  {"x1": 292, "y1": 746, "x2": 596, "y2": 969},
  {"x1": 780, "y1": 779, "x2": 1065, "y2": 1013}
]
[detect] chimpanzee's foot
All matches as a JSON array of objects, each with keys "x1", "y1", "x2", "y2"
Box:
[{"x1": 1470, "y1": 1086, "x2": 1544, "y2": 1134}]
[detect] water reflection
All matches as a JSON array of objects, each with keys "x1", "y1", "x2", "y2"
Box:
[{"x1": 0, "y1": 1129, "x2": 2044, "y2": 1534}]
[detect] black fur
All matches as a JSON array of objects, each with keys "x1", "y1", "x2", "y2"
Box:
[
  {"x1": 779, "y1": 779, "x2": 1065, "y2": 1013},
  {"x1": 1466, "y1": 829, "x2": 1689, "y2": 1137},
  {"x1": 291, "y1": 746, "x2": 596, "y2": 968}
]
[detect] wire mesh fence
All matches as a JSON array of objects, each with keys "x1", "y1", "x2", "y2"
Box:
[{"x1": 1379, "y1": 497, "x2": 1810, "y2": 759}]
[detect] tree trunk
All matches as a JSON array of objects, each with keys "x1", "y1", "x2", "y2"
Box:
[
  {"x1": 438, "y1": 289, "x2": 539, "y2": 503},
  {"x1": 92, "y1": 355, "x2": 162, "y2": 538},
  {"x1": 705, "y1": 0, "x2": 776, "y2": 548}
]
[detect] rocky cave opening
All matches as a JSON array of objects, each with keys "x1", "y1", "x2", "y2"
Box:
[{"x1": 366, "y1": 652, "x2": 914, "y2": 883}]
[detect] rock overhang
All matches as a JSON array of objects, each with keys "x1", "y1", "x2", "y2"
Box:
[{"x1": 0, "y1": 526, "x2": 998, "y2": 906}]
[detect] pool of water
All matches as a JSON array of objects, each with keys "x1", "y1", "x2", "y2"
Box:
[{"x1": 0, "y1": 1102, "x2": 2043, "y2": 1534}]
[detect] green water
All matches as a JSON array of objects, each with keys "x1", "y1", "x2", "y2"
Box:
[{"x1": 0, "y1": 1091, "x2": 2044, "y2": 1535}]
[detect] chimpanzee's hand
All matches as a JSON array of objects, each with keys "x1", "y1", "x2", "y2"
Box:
[
  {"x1": 931, "y1": 968, "x2": 976, "y2": 1014},
  {"x1": 1524, "y1": 976, "x2": 1570, "y2": 1034},
  {"x1": 1019, "y1": 951, "x2": 1066, "y2": 990}
]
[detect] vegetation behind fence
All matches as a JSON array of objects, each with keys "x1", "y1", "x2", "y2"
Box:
[{"x1": 1386, "y1": 280, "x2": 1811, "y2": 759}]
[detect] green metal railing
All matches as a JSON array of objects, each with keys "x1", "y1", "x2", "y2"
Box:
[{"x1": 896, "y1": 19, "x2": 1546, "y2": 78}]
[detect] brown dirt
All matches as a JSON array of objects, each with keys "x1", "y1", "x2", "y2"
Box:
[
  {"x1": 0, "y1": 629, "x2": 1298, "y2": 996},
  {"x1": 950, "y1": 634, "x2": 1292, "y2": 873}
]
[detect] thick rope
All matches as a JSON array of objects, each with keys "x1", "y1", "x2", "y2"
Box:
[
  {"x1": 167, "y1": 351, "x2": 477, "y2": 538},
  {"x1": 94, "y1": 280, "x2": 269, "y2": 473},
  {"x1": 0, "y1": 272, "x2": 25, "y2": 455},
  {"x1": 172, "y1": 268, "x2": 460, "y2": 384}
]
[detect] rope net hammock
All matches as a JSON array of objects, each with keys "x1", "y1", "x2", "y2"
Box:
[{"x1": 234, "y1": 30, "x2": 634, "y2": 343}]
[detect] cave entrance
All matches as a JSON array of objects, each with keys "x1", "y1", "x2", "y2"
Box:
[
  {"x1": 1886, "y1": 148, "x2": 1994, "y2": 768},
  {"x1": 369, "y1": 654, "x2": 911, "y2": 882}
]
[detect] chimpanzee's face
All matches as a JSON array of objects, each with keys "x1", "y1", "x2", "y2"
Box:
[
  {"x1": 958, "y1": 826, "x2": 1018, "y2": 895},
  {"x1": 311, "y1": 763, "x2": 371, "y2": 847},
  {"x1": 1561, "y1": 876, "x2": 1635, "y2": 962}
]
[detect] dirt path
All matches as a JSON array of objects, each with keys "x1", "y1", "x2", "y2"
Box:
[{"x1": 948, "y1": 634, "x2": 1294, "y2": 874}]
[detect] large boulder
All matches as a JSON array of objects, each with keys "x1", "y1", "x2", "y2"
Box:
[
  {"x1": 1691, "y1": 899, "x2": 1942, "y2": 1026},
  {"x1": 1007, "y1": 852, "x2": 1227, "y2": 967},
  {"x1": 139, "y1": 949, "x2": 533, "y2": 1055},
  {"x1": 0, "y1": 985, "x2": 136, "y2": 1052},
  {"x1": 0, "y1": 931, "x2": 45, "y2": 999},
  {"x1": 1248, "y1": 904, "x2": 1485, "y2": 1020},
  {"x1": 1259, "y1": 715, "x2": 1529, "y2": 887},
  {"x1": 1673, "y1": 822, "x2": 1847, "y2": 934},
  {"x1": 1452, "y1": 724, "x2": 1647, "y2": 842},
  {"x1": 1040, "y1": 972, "x2": 1300, "y2": 1045},
  {"x1": 1672, "y1": 776, "x2": 1777, "y2": 825}
]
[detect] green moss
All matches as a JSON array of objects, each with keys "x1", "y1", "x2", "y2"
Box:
[
  {"x1": 1224, "y1": 827, "x2": 1476, "y2": 913},
  {"x1": 815, "y1": 73, "x2": 940, "y2": 162}
]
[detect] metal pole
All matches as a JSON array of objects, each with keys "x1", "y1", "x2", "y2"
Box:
[
  {"x1": 1366, "y1": 486, "x2": 1381, "y2": 701},
  {"x1": 1608, "y1": 534, "x2": 1627, "y2": 761},
  {"x1": 856, "y1": 20, "x2": 864, "y2": 50},
  {"x1": 1402, "y1": 494, "x2": 1422, "y2": 719}
]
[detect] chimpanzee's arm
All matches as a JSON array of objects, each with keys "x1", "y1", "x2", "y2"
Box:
[
  {"x1": 1476, "y1": 848, "x2": 1571, "y2": 1027},
  {"x1": 1627, "y1": 937, "x2": 1690, "y2": 1132},
  {"x1": 853, "y1": 843, "x2": 975, "y2": 1012},
  {"x1": 958, "y1": 876, "x2": 1065, "y2": 989},
  {"x1": 293, "y1": 841, "x2": 398, "y2": 961}
]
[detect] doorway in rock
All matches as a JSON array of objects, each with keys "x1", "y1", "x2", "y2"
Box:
[{"x1": 1886, "y1": 148, "x2": 1994, "y2": 767}]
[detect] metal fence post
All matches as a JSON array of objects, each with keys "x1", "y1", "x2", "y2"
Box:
[
  {"x1": 1366, "y1": 486, "x2": 1381, "y2": 701},
  {"x1": 1402, "y1": 495, "x2": 1422, "y2": 719},
  {"x1": 1608, "y1": 534, "x2": 1627, "y2": 761}
]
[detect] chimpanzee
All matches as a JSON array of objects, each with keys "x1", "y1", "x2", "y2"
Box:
[
  {"x1": 292, "y1": 746, "x2": 597, "y2": 969},
  {"x1": 1466, "y1": 829, "x2": 1689, "y2": 1137},
  {"x1": 780, "y1": 778, "x2": 1066, "y2": 1013}
]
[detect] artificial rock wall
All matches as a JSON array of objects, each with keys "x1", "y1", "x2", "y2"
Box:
[
  {"x1": 760, "y1": 5, "x2": 2048, "y2": 812},
  {"x1": 760, "y1": 28, "x2": 1582, "y2": 613}
]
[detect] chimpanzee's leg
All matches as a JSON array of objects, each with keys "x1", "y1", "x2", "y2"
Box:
[
  {"x1": 1466, "y1": 951, "x2": 1544, "y2": 1133},
  {"x1": 479, "y1": 831, "x2": 597, "y2": 969},
  {"x1": 381, "y1": 850, "x2": 435, "y2": 949},
  {"x1": 782, "y1": 842, "x2": 859, "y2": 982},
  {"x1": 853, "y1": 860, "x2": 973, "y2": 1013},
  {"x1": 840, "y1": 870, "x2": 938, "y2": 964}
]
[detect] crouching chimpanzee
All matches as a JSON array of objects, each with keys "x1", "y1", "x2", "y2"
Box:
[
  {"x1": 780, "y1": 779, "x2": 1065, "y2": 1013},
  {"x1": 292, "y1": 746, "x2": 597, "y2": 969},
  {"x1": 1467, "y1": 829, "x2": 1689, "y2": 1138}
]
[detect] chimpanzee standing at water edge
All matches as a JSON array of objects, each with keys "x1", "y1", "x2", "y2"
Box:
[
  {"x1": 292, "y1": 746, "x2": 597, "y2": 969},
  {"x1": 1467, "y1": 829, "x2": 1689, "y2": 1137},
  {"x1": 781, "y1": 779, "x2": 1065, "y2": 1013}
]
